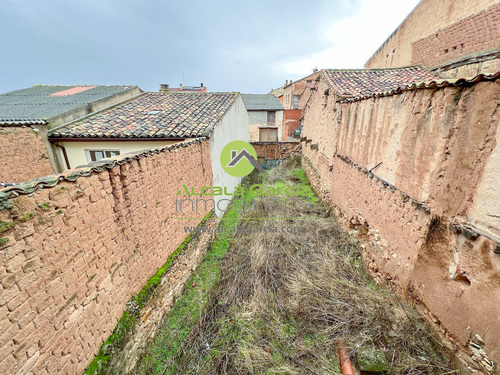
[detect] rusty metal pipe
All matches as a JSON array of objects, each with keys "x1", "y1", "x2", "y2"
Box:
[{"x1": 337, "y1": 341, "x2": 355, "y2": 375}]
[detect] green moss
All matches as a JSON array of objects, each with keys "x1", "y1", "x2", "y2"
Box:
[
  {"x1": 85, "y1": 212, "x2": 214, "y2": 375},
  {"x1": 0, "y1": 220, "x2": 15, "y2": 233},
  {"x1": 38, "y1": 202, "x2": 51, "y2": 212},
  {"x1": 18, "y1": 212, "x2": 34, "y2": 222},
  {"x1": 0, "y1": 238, "x2": 8, "y2": 246},
  {"x1": 55, "y1": 210, "x2": 63, "y2": 215}
]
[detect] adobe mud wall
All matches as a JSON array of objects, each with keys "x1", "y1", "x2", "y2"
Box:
[
  {"x1": 301, "y1": 76, "x2": 500, "y2": 373},
  {"x1": 365, "y1": 0, "x2": 500, "y2": 73},
  {"x1": 0, "y1": 139, "x2": 213, "y2": 374},
  {"x1": 104, "y1": 217, "x2": 217, "y2": 374},
  {"x1": 0, "y1": 126, "x2": 55, "y2": 183}
]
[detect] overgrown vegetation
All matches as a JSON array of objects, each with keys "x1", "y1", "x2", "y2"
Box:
[
  {"x1": 135, "y1": 159, "x2": 453, "y2": 375},
  {"x1": 85, "y1": 213, "x2": 213, "y2": 375}
]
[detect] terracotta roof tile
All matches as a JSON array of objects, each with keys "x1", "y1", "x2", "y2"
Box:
[
  {"x1": 322, "y1": 66, "x2": 439, "y2": 97},
  {"x1": 49, "y1": 92, "x2": 237, "y2": 139},
  {"x1": 339, "y1": 71, "x2": 500, "y2": 102}
]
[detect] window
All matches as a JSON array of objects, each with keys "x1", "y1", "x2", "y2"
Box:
[
  {"x1": 259, "y1": 128, "x2": 278, "y2": 142},
  {"x1": 87, "y1": 149, "x2": 120, "y2": 162},
  {"x1": 292, "y1": 95, "x2": 300, "y2": 109},
  {"x1": 267, "y1": 111, "x2": 276, "y2": 125}
]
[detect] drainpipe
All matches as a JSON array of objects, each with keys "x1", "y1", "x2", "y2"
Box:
[{"x1": 52, "y1": 141, "x2": 71, "y2": 170}]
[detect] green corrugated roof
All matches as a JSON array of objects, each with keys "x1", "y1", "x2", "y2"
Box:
[
  {"x1": 241, "y1": 94, "x2": 283, "y2": 111},
  {"x1": 0, "y1": 85, "x2": 138, "y2": 124}
]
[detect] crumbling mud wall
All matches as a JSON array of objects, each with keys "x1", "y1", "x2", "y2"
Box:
[
  {"x1": 301, "y1": 76, "x2": 500, "y2": 373},
  {"x1": 0, "y1": 139, "x2": 213, "y2": 374},
  {"x1": 0, "y1": 126, "x2": 55, "y2": 183}
]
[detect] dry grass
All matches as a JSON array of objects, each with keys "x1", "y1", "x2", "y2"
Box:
[{"x1": 138, "y1": 158, "x2": 454, "y2": 375}]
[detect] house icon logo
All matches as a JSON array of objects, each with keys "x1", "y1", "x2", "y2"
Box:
[{"x1": 220, "y1": 140, "x2": 265, "y2": 177}]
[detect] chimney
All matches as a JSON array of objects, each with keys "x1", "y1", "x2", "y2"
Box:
[
  {"x1": 160, "y1": 84, "x2": 169, "y2": 91},
  {"x1": 200, "y1": 83, "x2": 204, "y2": 87},
  {"x1": 179, "y1": 83, "x2": 183, "y2": 91}
]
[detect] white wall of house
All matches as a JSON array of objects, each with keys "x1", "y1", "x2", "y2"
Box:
[
  {"x1": 59, "y1": 140, "x2": 179, "y2": 169},
  {"x1": 209, "y1": 95, "x2": 249, "y2": 217},
  {"x1": 248, "y1": 110, "x2": 283, "y2": 142}
]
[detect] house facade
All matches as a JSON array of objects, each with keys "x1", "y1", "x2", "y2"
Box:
[
  {"x1": 241, "y1": 94, "x2": 284, "y2": 142},
  {"x1": 280, "y1": 72, "x2": 319, "y2": 140},
  {"x1": 49, "y1": 91, "x2": 249, "y2": 216},
  {"x1": 0, "y1": 84, "x2": 142, "y2": 183}
]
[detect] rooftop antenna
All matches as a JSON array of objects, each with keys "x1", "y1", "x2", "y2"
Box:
[{"x1": 182, "y1": 72, "x2": 185, "y2": 85}]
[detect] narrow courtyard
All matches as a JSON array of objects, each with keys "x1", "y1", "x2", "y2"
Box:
[{"x1": 125, "y1": 159, "x2": 455, "y2": 375}]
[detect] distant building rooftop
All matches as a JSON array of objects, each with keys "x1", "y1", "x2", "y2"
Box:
[
  {"x1": 49, "y1": 92, "x2": 238, "y2": 140},
  {"x1": 241, "y1": 94, "x2": 283, "y2": 111},
  {"x1": 160, "y1": 83, "x2": 207, "y2": 93},
  {"x1": 0, "y1": 85, "x2": 140, "y2": 125},
  {"x1": 322, "y1": 66, "x2": 439, "y2": 98}
]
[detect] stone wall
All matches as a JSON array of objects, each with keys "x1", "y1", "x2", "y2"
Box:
[
  {"x1": 365, "y1": 0, "x2": 500, "y2": 73},
  {"x1": 0, "y1": 139, "x2": 213, "y2": 374},
  {"x1": 251, "y1": 142, "x2": 302, "y2": 160},
  {"x1": 301, "y1": 74, "x2": 500, "y2": 372},
  {"x1": 0, "y1": 127, "x2": 55, "y2": 183}
]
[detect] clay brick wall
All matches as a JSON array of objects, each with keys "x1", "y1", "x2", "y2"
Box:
[
  {"x1": 0, "y1": 139, "x2": 213, "y2": 374},
  {"x1": 283, "y1": 109, "x2": 301, "y2": 138},
  {"x1": 411, "y1": 2, "x2": 500, "y2": 69},
  {"x1": 301, "y1": 74, "x2": 500, "y2": 371},
  {"x1": 365, "y1": 0, "x2": 500, "y2": 71},
  {"x1": 0, "y1": 127, "x2": 55, "y2": 183}
]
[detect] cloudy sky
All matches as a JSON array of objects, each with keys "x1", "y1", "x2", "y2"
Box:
[{"x1": 0, "y1": 0, "x2": 420, "y2": 94}]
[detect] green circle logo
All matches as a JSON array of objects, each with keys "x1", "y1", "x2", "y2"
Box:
[{"x1": 220, "y1": 140, "x2": 261, "y2": 177}]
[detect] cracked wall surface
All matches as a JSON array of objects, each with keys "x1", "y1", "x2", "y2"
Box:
[{"x1": 301, "y1": 75, "x2": 500, "y2": 373}]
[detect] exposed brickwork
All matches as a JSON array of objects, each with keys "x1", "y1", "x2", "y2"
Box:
[
  {"x1": 0, "y1": 127, "x2": 55, "y2": 183},
  {"x1": 411, "y1": 3, "x2": 500, "y2": 69},
  {"x1": 0, "y1": 140, "x2": 213, "y2": 374},
  {"x1": 301, "y1": 73, "x2": 500, "y2": 371},
  {"x1": 283, "y1": 109, "x2": 301, "y2": 138},
  {"x1": 366, "y1": 0, "x2": 500, "y2": 72}
]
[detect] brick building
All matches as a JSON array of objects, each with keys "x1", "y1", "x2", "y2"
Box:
[
  {"x1": 0, "y1": 85, "x2": 142, "y2": 183},
  {"x1": 277, "y1": 71, "x2": 320, "y2": 140},
  {"x1": 365, "y1": 0, "x2": 500, "y2": 78}
]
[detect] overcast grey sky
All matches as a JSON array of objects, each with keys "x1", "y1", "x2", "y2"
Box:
[{"x1": 0, "y1": 0, "x2": 420, "y2": 94}]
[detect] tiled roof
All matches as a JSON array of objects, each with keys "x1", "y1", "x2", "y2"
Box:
[
  {"x1": 0, "y1": 85, "x2": 138, "y2": 125},
  {"x1": 322, "y1": 66, "x2": 439, "y2": 98},
  {"x1": 49, "y1": 92, "x2": 238, "y2": 139},
  {"x1": 339, "y1": 71, "x2": 500, "y2": 102},
  {"x1": 241, "y1": 94, "x2": 283, "y2": 111}
]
